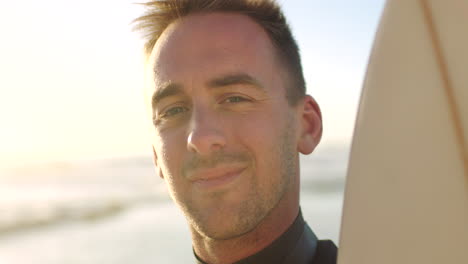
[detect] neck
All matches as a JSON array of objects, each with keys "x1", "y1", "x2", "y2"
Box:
[{"x1": 192, "y1": 186, "x2": 300, "y2": 264}]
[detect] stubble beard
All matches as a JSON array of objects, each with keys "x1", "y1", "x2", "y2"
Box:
[{"x1": 180, "y1": 118, "x2": 298, "y2": 241}]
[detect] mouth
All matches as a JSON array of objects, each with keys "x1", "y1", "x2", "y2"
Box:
[{"x1": 191, "y1": 167, "x2": 246, "y2": 189}]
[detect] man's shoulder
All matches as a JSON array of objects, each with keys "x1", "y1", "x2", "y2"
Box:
[{"x1": 311, "y1": 240, "x2": 338, "y2": 264}]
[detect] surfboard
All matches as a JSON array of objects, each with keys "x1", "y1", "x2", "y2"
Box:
[{"x1": 337, "y1": 0, "x2": 468, "y2": 263}]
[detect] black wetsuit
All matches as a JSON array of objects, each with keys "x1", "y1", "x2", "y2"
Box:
[{"x1": 194, "y1": 210, "x2": 338, "y2": 264}]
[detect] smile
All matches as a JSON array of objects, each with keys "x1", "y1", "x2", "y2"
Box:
[{"x1": 191, "y1": 167, "x2": 245, "y2": 189}]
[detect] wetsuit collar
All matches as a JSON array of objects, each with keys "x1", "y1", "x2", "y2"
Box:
[{"x1": 194, "y1": 209, "x2": 318, "y2": 264}]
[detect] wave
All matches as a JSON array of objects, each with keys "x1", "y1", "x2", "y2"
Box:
[{"x1": 0, "y1": 192, "x2": 168, "y2": 236}]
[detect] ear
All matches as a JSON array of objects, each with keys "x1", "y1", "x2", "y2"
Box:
[
  {"x1": 297, "y1": 95, "x2": 323, "y2": 154},
  {"x1": 152, "y1": 146, "x2": 165, "y2": 179}
]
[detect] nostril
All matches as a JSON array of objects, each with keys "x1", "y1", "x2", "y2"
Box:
[{"x1": 187, "y1": 126, "x2": 227, "y2": 155}]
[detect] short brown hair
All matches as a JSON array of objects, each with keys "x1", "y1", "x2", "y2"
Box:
[{"x1": 133, "y1": 0, "x2": 306, "y2": 105}]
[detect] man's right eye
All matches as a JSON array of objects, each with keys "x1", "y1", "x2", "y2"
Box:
[{"x1": 161, "y1": 106, "x2": 188, "y2": 118}]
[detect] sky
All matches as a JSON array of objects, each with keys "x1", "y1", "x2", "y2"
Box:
[{"x1": 0, "y1": 0, "x2": 385, "y2": 168}]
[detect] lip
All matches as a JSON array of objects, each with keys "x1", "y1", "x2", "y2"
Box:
[{"x1": 191, "y1": 167, "x2": 245, "y2": 189}]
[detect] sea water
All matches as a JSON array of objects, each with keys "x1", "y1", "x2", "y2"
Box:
[{"x1": 0, "y1": 144, "x2": 348, "y2": 264}]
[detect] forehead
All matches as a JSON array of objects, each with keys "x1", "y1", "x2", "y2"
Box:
[{"x1": 148, "y1": 12, "x2": 282, "y2": 85}]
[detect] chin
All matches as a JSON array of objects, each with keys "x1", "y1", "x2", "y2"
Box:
[
  {"x1": 186, "y1": 197, "x2": 267, "y2": 240},
  {"x1": 194, "y1": 215, "x2": 258, "y2": 240}
]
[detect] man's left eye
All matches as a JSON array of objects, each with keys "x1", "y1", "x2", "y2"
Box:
[{"x1": 222, "y1": 96, "x2": 250, "y2": 103}]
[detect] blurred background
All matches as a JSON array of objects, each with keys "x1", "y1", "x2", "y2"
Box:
[{"x1": 0, "y1": 0, "x2": 385, "y2": 263}]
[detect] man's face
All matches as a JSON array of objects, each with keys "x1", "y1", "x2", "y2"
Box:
[{"x1": 148, "y1": 13, "x2": 305, "y2": 240}]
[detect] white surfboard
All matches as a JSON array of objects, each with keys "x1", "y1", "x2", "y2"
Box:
[{"x1": 338, "y1": 0, "x2": 468, "y2": 263}]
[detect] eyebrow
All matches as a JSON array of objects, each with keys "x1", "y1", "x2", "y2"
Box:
[
  {"x1": 207, "y1": 73, "x2": 264, "y2": 91},
  {"x1": 151, "y1": 73, "x2": 264, "y2": 108},
  {"x1": 151, "y1": 82, "x2": 184, "y2": 109}
]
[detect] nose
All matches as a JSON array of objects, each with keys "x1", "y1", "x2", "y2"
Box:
[{"x1": 187, "y1": 107, "x2": 227, "y2": 155}]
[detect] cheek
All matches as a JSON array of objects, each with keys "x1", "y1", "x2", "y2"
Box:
[
  {"x1": 156, "y1": 138, "x2": 191, "y2": 201},
  {"x1": 234, "y1": 108, "x2": 288, "y2": 163},
  {"x1": 154, "y1": 131, "x2": 187, "y2": 180},
  {"x1": 236, "y1": 105, "x2": 287, "y2": 141}
]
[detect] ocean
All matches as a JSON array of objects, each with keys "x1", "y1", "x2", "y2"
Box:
[{"x1": 0, "y1": 144, "x2": 349, "y2": 263}]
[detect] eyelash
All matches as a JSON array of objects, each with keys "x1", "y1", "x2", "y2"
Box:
[
  {"x1": 160, "y1": 106, "x2": 189, "y2": 119},
  {"x1": 155, "y1": 95, "x2": 253, "y2": 124},
  {"x1": 220, "y1": 95, "x2": 251, "y2": 104}
]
